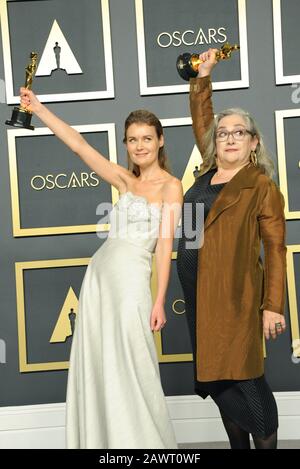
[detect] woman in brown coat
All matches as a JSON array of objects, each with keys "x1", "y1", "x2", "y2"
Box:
[{"x1": 177, "y1": 49, "x2": 287, "y2": 449}]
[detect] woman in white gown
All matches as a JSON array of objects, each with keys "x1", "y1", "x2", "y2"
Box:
[{"x1": 20, "y1": 89, "x2": 182, "y2": 449}]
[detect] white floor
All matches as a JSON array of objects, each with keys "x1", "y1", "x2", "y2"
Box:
[{"x1": 1, "y1": 395, "x2": 300, "y2": 449}]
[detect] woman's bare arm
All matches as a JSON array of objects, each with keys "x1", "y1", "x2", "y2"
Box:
[{"x1": 20, "y1": 87, "x2": 133, "y2": 191}]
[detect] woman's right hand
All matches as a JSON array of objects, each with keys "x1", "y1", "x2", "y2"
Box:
[
  {"x1": 197, "y1": 48, "x2": 218, "y2": 78},
  {"x1": 20, "y1": 87, "x2": 42, "y2": 114}
]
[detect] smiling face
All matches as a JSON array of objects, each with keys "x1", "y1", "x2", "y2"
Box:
[
  {"x1": 215, "y1": 114, "x2": 258, "y2": 169},
  {"x1": 125, "y1": 123, "x2": 164, "y2": 170}
]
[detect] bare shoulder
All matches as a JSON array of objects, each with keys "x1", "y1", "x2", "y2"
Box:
[{"x1": 161, "y1": 175, "x2": 183, "y2": 202}]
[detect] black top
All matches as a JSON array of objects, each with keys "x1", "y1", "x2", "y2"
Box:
[
  {"x1": 177, "y1": 169, "x2": 226, "y2": 287},
  {"x1": 177, "y1": 169, "x2": 227, "y2": 398}
]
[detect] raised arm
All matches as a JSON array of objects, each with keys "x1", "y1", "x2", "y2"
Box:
[
  {"x1": 20, "y1": 88, "x2": 133, "y2": 192},
  {"x1": 189, "y1": 48, "x2": 218, "y2": 155}
]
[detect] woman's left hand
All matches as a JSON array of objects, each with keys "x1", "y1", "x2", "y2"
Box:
[
  {"x1": 150, "y1": 302, "x2": 167, "y2": 332},
  {"x1": 263, "y1": 310, "x2": 286, "y2": 340}
]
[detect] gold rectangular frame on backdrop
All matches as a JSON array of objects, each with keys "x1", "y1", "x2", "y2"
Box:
[
  {"x1": 273, "y1": 0, "x2": 300, "y2": 85},
  {"x1": 275, "y1": 109, "x2": 300, "y2": 220},
  {"x1": 287, "y1": 245, "x2": 300, "y2": 358},
  {"x1": 161, "y1": 117, "x2": 201, "y2": 196},
  {"x1": 16, "y1": 258, "x2": 90, "y2": 372},
  {"x1": 16, "y1": 254, "x2": 192, "y2": 373},
  {"x1": 152, "y1": 252, "x2": 193, "y2": 363},
  {"x1": 135, "y1": 0, "x2": 249, "y2": 95},
  {"x1": 0, "y1": 0, "x2": 114, "y2": 103},
  {"x1": 7, "y1": 124, "x2": 119, "y2": 236}
]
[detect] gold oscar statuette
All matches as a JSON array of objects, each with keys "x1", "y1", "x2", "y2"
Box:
[
  {"x1": 6, "y1": 52, "x2": 38, "y2": 130},
  {"x1": 176, "y1": 42, "x2": 240, "y2": 81}
]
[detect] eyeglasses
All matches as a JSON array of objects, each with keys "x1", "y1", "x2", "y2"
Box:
[{"x1": 216, "y1": 129, "x2": 254, "y2": 142}]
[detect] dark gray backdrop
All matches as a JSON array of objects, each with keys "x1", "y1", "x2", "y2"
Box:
[
  {"x1": 8, "y1": 0, "x2": 107, "y2": 94},
  {"x1": 0, "y1": 0, "x2": 299, "y2": 406}
]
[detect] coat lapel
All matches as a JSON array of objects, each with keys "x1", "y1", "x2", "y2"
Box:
[{"x1": 204, "y1": 164, "x2": 262, "y2": 231}]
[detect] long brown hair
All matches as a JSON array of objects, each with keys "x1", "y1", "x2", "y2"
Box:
[{"x1": 123, "y1": 110, "x2": 170, "y2": 177}]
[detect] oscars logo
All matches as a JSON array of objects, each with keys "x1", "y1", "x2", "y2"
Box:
[
  {"x1": 36, "y1": 20, "x2": 82, "y2": 76},
  {"x1": 50, "y1": 287, "x2": 78, "y2": 343}
]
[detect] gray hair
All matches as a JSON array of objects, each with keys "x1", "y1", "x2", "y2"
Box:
[{"x1": 199, "y1": 108, "x2": 275, "y2": 178}]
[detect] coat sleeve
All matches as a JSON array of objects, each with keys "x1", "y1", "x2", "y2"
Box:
[
  {"x1": 189, "y1": 75, "x2": 214, "y2": 156},
  {"x1": 258, "y1": 180, "x2": 287, "y2": 315}
]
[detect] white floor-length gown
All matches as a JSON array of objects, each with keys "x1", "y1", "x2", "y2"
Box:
[{"x1": 66, "y1": 191, "x2": 177, "y2": 449}]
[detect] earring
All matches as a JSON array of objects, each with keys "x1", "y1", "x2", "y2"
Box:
[{"x1": 250, "y1": 150, "x2": 257, "y2": 166}]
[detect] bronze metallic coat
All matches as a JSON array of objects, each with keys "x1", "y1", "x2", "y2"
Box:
[{"x1": 189, "y1": 76, "x2": 286, "y2": 381}]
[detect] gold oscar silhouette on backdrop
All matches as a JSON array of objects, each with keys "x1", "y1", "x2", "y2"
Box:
[{"x1": 6, "y1": 52, "x2": 38, "y2": 130}]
